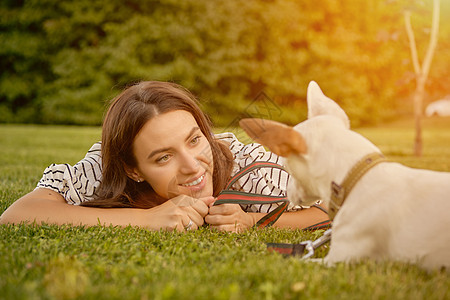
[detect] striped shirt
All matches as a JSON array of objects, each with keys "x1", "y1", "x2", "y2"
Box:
[{"x1": 37, "y1": 132, "x2": 301, "y2": 213}]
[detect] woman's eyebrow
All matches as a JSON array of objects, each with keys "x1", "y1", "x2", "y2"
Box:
[
  {"x1": 184, "y1": 127, "x2": 201, "y2": 142},
  {"x1": 147, "y1": 126, "x2": 201, "y2": 159}
]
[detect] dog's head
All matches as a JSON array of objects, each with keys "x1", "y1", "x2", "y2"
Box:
[{"x1": 240, "y1": 81, "x2": 375, "y2": 207}]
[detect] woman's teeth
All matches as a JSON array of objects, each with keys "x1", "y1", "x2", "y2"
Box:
[{"x1": 181, "y1": 174, "x2": 204, "y2": 187}]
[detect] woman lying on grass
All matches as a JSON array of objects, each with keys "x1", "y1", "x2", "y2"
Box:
[{"x1": 0, "y1": 81, "x2": 329, "y2": 232}]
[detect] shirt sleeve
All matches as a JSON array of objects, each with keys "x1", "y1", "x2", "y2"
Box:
[{"x1": 35, "y1": 142, "x2": 102, "y2": 205}]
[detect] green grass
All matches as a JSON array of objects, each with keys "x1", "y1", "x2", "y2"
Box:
[{"x1": 1, "y1": 120, "x2": 450, "y2": 300}]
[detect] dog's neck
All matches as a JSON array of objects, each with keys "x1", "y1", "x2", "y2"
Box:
[{"x1": 328, "y1": 152, "x2": 388, "y2": 220}]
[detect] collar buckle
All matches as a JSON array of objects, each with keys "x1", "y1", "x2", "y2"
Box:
[{"x1": 330, "y1": 181, "x2": 344, "y2": 218}]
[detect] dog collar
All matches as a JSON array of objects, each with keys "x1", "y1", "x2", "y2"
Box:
[{"x1": 329, "y1": 152, "x2": 388, "y2": 221}]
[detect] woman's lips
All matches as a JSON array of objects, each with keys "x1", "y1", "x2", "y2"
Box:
[{"x1": 180, "y1": 173, "x2": 206, "y2": 191}]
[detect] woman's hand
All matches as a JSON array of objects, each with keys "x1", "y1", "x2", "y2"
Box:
[
  {"x1": 156, "y1": 195, "x2": 215, "y2": 231},
  {"x1": 205, "y1": 202, "x2": 255, "y2": 233}
]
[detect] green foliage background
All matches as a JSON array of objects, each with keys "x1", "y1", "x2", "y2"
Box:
[{"x1": 1, "y1": 0, "x2": 449, "y2": 126}]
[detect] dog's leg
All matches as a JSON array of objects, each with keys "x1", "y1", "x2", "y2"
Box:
[{"x1": 324, "y1": 224, "x2": 389, "y2": 265}]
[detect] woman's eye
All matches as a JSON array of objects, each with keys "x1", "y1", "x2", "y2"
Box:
[
  {"x1": 156, "y1": 155, "x2": 170, "y2": 163},
  {"x1": 190, "y1": 135, "x2": 201, "y2": 145}
]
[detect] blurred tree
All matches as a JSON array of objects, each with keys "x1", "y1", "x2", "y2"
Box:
[
  {"x1": 0, "y1": 0, "x2": 55, "y2": 123},
  {"x1": 0, "y1": 0, "x2": 449, "y2": 126},
  {"x1": 404, "y1": 0, "x2": 440, "y2": 156}
]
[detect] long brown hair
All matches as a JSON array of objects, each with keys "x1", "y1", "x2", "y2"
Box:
[{"x1": 82, "y1": 81, "x2": 234, "y2": 208}]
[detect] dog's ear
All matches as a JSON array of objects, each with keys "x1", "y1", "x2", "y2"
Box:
[
  {"x1": 239, "y1": 118, "x2": 307, "y2": 157},
  {"x1": 307, "y1": 81, "x2": 350, "y2": 128}
]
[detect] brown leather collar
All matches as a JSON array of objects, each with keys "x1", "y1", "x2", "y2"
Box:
[{"x1": 328, "y1": 153, "x2": 388, "y2": 221}]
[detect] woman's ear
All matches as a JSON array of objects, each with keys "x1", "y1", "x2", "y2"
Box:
[{"x1": 123, "y1": 164, "x2": 144, "y2": 183}]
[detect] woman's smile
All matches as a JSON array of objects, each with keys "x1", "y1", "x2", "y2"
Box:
[{"x1": 180, "y1": 173, "x2": 205, "y2": 187}]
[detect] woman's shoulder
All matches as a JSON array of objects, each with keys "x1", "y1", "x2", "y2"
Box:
[
  {"x1": 84, "y1": 141, "x2": 101, "y2": 158},
  {"x1": 214, "y1": 132, "x2": 244, "y2": 155},
  {"x1": 36, "y1": 142, "x2": 103, "y2": 205}
]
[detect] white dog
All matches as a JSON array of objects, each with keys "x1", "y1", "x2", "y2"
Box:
[{"x1": 240, "y1": 81, "x2": 450, "y2": 271}]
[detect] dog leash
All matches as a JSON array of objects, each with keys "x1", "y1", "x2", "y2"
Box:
[
  {"x1": 214, "y1": 161, "x2": 331, "y2": 230},
  {"x1": 265, "y1": 207, "x2": 332, "y2": 258},
  {"x1": 267, "y1": 228, "x2": 332, "y2": 259},
  {"x1": 214, "y1": 161, "x2": 290, "y2": 228},
  {"x1": 214, "y1": 161, "x2": 330, "y2": 229}
]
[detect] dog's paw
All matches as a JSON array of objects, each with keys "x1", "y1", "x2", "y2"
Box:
[
  {"x1": 308, "y1": 258, "x2": 325, "y2": 264},
  {"x1": 303, "y1": 256, "x2": 334, "y2": 268}
]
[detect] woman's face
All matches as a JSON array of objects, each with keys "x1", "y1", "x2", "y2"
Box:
[{"x1": 130, "y1": 110, "x2": 214, "y2": 199}]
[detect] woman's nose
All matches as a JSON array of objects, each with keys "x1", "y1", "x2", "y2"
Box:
[{"x1": 179, "y1": 150, "x2": 200, "y2": 174}]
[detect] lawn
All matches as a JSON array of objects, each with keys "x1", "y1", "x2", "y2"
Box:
[{"x1": 0, "y1": 119, "x2": 449, "y2": 300}]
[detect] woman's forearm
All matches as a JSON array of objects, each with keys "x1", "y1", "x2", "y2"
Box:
[
  {"x1": 0, "y1": 188, "x2": 149, "y2": 227},
  {"x1": 0, "y1": 188, "x2": 212, "y2": 232},
  {"x1": 249, "y1": 205, "x2": 329, "y2": 229}
]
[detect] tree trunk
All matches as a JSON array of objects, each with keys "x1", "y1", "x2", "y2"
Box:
[
  {"x1": 404, "y1": 0, "x2": 440, "y2": 157},
  {"x1": 413, "y1": 75, "x2": 425, "y2": 156}
]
